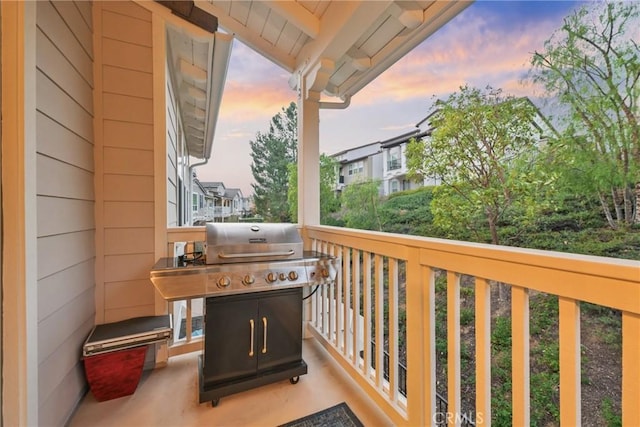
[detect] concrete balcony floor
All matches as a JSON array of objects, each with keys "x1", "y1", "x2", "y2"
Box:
[{"x1": 69, "y1": 338, "x2": 393, "y2": 426}]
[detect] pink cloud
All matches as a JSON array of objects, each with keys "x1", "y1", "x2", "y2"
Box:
[{"x1": 357, "y1": 10, "x2": 562, "y2": 104}]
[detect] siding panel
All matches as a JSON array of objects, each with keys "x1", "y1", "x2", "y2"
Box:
[
  {"x1": 36, "y1": 0, "x2": 93, "y2": 84},
  {"x1": 104, "y1": 227, "x2": 155, "y2": 255},
  {"x1": 36, "y1": 28, "x2": 93, "y2": 114},
  {"x1": 37, "y1": 231, "x2": 95, "y2": 280},
  {"x1": 102, "y1": 37, "x2": 152, "y2": 72},
  {"x1": 103, "y1": 92, "x2": 153, "y2": 124},
  {"x1": 103, "y1": 147, "x2": 153, "y2": 176},
  {"x1": 102, "y1": 9, "x2": 152, "y2": 46},
  {"x1": 38, "y1": 359, "x2": 89, "y2": 427},
  {"x1": 51, "y1": 1, "x2": 93, "y2": 57},
  {"x1": 36, "y1": 70, "x2": 93, "y2": 141},
  {"x1": 104, "y1": 253, "x2": 156, "y2": 283},
  {"x1": 103, "y1": 65, "x2": 152, "y2": 98},
  {"x1": 38, "y1": 260, "x2": 94, "y2": 322},
  {"x1": 102, "y1": 1, "x2": 152, "y2": 22},
  {"x1": 36, "y1": 1, "x2": 95, "y2": 424},
  {"x1": 105, "y1": 305, "x2": 155, "y2": 323},
  {"x1": 103, "y1": 119, "x2": 153, "y2": 150},
  {"x1": 37, "y1": 112, "x2": 94, "y2": 172},
  {"x1": 103, "y1": 174, "x2": 154, "y2": 202},
  {"x1": 105, "y1": 279, "x2": 156, "y2": 309},
  {"x1": 38, "y1": 316, "x2": 94, "y2": 403},
  {"x1": 37, "y1": 289, "x2": 95, "y2": 365},
  {"x1": 36, "y1": 154, "x2": 94, "y2": 200},
  {"x1": 74, "y1": 0, "x2": 93, "y2": 30},
  {"x1": 103, "y1": 202, "x2": 154, "y2": 228},
  {"x1": 37, "y1": 196, "x2": 94, "y2": 237}
]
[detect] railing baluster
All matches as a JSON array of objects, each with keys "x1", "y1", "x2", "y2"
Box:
[
  {"x1": 622, "y1": 311, "x2": 640, "y2": 426},
  {"x1": 512, "y1": 286, "x2": 530, "y2": 426},
  {"x1": 363, "y1": 252, "x2": 372, "y2": 379},
  {"x1": 185, "y1": 299, "x2": 193, "y2": 343},
  {"x1": 329, "y1": 244, "x2": 336, "y2": 344},
  {"x1": 475, "y1": 278, "x2": 491, "y2": 426},
  {"x1": 352, "y1": 249, "x2": 361, "y2": 366},
  {"x1": 447, "y1": 272, "x2": 461, "y2": 426},
  {"x1": 375, "y1": 255, "x2": 384, "y2": 389},
  {"x1": 559, "y1": 296, "x2": 581, "y2": 426},
  {"x1": 343, "y1": 246, "x2": 351, "y2": 356},
  {"x1": 388, "y1": 258, "x2": 399, "y2": 403}
]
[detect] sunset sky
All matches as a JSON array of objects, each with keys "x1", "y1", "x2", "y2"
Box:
[{"x1": 197, "y1": 1, "x2": 584, "y2": 196}]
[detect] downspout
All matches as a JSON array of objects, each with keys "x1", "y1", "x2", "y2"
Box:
[
  {"x1": 188, "y1": 159, "x2": 208, "y2": 225},
  {"x1": 318, "y1": 94, "x2": 351, "y2": 110}
]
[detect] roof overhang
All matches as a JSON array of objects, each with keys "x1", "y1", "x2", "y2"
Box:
[
  {"x1": 161, "y1": 3, "x2": 233, "y2": 160},
  {"x1": 195, "y1": 0, "x2": 472, "y2": 101}
]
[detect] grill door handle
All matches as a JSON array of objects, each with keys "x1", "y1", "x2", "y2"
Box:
[
  {"x1": 249, "y1": 319, "x2": 255, "y2": 357},
  {"x1": 217, "y1": 250, "x2": 295, "y2": 260},
  {"x1": 262, "y1": 317, "x2": 268, "y2": 354}
]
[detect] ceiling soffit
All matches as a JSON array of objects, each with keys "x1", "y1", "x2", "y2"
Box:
[{"x1": 195, "y1": 0, "x2": 471, "y2": 100}]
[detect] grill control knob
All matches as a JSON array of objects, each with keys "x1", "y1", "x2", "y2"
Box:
[
  {"x1": 217, "y1": 276, "x2": 231, "y2": 288},
  {"x1": 278, "y1": 272, "x2": 287, "y2": 281},
  {"x1": 242, "y1": 274, "x2": 255, "y2": 286},
  {"x1": 266, "y1": 272, "x2": 278, "y2": 283},
  {"x1": 288, "y1": 271, "x2": 299, "y2": 281}
]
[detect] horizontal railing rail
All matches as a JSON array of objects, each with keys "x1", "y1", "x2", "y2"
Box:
[{"x1": 302, "y1": 224, "x2": 640, "y2": 427}]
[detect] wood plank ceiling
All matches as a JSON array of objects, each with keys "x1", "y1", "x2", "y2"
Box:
[{"x1": 196, "y1": 0, "x2": 472, "y2": 100}]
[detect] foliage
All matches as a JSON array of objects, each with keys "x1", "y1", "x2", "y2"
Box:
[
  {"x1": 406, "y1": 85, "x2": 555, "y2": 244},
  {"x1": 529, "y1": 2, "x2": 640, "y2": 227},
  {"x1": 288, "y1": 154, "x2": 341, "y2": 224},
  {"x1": 377, "y1": 187, "x2": 434, "y2": 235},
  {"x1": 601, "y1": 398, "x2": 622, "y2": 427},
  {"x1": 341, "y1": 178, "x2": 384, "y2": 231},
  {"x1": 250, "y1": 102, "x2": 297, "y2": 222}
]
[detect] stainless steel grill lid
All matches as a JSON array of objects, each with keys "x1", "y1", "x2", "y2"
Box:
[{"x1": 205, "y1": 223, "x2": 303, "y2": 264}]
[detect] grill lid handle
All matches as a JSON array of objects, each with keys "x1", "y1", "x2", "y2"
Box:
[{"x1": 217, "y1": 249, "x2": 295, "y2": 260}]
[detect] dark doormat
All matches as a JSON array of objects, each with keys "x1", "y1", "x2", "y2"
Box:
[{"x1": 278, "y1": 402, "x2": 364, "y2": 427}]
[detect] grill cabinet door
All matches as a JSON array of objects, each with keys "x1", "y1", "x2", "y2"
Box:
[
  {"x1": 256, "y1": 288, "x2": 303, "y2": 372},
  {"x1": 203, "y1": 296, "x2": 258, "y2": 385}
]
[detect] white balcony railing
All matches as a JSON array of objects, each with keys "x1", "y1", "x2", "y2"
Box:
[
  {"x1": 302, "y1": 225, "x2": 640, "y2": 427},
  {"x1": 162, "y1": 225, "x2": 640, "y2": 426}
]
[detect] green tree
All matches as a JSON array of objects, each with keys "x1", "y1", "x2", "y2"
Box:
[
  {"x1": 529, "y1": 2, "x2": 640, "y2": 228},
  {"x1": 250, "y1": 102, "x2": 297, "y2": 222},
  {"x1": 341, "y1": 178, "x2": 383, "y2": 231},
  {"x1": 406, "y1": 86, "x2": 552, "y2": 244},
  {"x1": 288, "y1": 153, "x2": 341, "y2": 224}
]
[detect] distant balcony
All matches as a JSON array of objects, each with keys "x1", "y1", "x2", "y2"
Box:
[
  {"x1": 71, "y1": 225, "x2": 640, "y2": 426},
  {"x1": 387, "y1": 159, "x2": 402, "y2": 171}
]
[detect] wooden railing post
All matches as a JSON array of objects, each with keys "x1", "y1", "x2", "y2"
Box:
[
  {"x1": 559, "y1": 297, "x2": 581, "y2": 426},
  {"x1": 405, "y1": 247, "x2": 426, "y2": 426},
  {"x1": 622, "y1": 312, "x2": 640, "y2": 426},
  {"x1": 512, "y1": 286, "x2": 530, "y2": 426}
]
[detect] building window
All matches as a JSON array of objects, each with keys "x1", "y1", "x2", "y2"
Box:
[
  {"x1": 387, "y1": 146, "x2": 401, "y2": 170},
  {"x1": 192, "y1": 194, "x2": 198, "y2": 212},
  {"x1": 348, "y1": 161, "x2": 364, "y2": 176},
  {"x1": 390, "y1": 179, "x2": 399, "y2": 193}
]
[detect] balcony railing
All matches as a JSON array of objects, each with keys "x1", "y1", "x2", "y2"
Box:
[
  {"x1": 303, "y1": 225, "x2": 639, "y2": 426},
  {"x1": 162, "y1": 225, "x2": 640, "y2": 426},
  {"x1": 387, "y1": 159, "x2": 402, "y2": 171}
]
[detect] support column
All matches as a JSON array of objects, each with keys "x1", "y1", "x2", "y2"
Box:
[
  {"x1": 297, "y1": 85, "x2": 321, "y2": 226},
  {"x1": 2, "y1": 1, "x2": 39, "y2": 424}
]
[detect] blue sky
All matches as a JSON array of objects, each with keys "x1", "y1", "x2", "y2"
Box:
[{"x1": 198, "y1": 1, "x2": 583, "y2": 195}]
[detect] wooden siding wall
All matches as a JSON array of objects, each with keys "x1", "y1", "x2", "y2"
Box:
[
  {"x1": 166, "y1": 64, "x2": 178, "y2": 227},
  {"x1": 94, "y1": 1, "x2": 156, "y2": 323},
  {"x1": 35, "y1": 1, "x2": 95, "y2": 424}
]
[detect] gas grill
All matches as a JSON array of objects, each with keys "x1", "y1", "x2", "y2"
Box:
[
  {"x1": 150, "y1": 223, "x2": 338, "y2": 300},
  {"x1": 149, "y1": 223, "x2": 339, "y2": 407}
]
